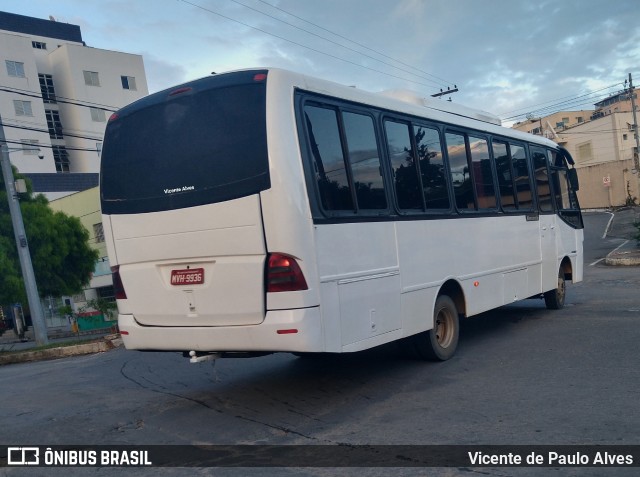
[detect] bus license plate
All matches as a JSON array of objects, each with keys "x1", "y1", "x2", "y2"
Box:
[{"x1": 170, "y1": 268, "x2": 204, "y2": 285}]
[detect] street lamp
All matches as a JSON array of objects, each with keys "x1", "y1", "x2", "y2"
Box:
[{"x1": 0, "y1": 120, "x2": 49, "y2": 346}]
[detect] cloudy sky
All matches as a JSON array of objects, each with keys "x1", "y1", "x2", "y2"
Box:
[{"x1": 3, "y1": 0, "x2": 639, "y2": 124}]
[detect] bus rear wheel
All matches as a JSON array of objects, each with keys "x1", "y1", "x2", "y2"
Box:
[
  {"x1": 411, "y1": 295, "x2": 459, "y2": 361},
  {"x1": 544, "y1": 271, "x2": 566, "y2": 310}
]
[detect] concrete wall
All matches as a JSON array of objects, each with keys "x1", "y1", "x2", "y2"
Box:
[{"x1": 576, "y1": 158, "x2": 639, "y2": 208}]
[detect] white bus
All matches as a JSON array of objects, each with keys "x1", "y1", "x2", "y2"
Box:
[{"x1": 100, "y1": 68, "x2": 583, "y2": 362}]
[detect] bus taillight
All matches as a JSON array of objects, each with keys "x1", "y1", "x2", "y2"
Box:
[
  {"x1": 266, "y1": 253, "x2": 308, "y2": 293},
  {"x1": 111, "y1": 265, "x2": 127, "y2": 300}
]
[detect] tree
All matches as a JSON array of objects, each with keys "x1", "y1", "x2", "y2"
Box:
[{"x1": 0, "y1": 167, "x2": 99, "y2": 305}]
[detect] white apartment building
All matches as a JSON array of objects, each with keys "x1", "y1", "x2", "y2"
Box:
[{"x1": 0, "y1": 11, "x2": 148, "y2": 199}]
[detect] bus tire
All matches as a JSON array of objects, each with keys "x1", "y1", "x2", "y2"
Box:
[
  {"x1": 544, "y1": 271, "x2": 566, "y2": 310},
  {"x1": 412, "y1": 295, "x2": 459, "y2": 361}
]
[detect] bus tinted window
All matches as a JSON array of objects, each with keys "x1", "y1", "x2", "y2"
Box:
[
  {"x1": 552, "y1": 167, "x2": 574, "y2": 210},
  {"x1": 414, "y1": 126, "x2": 450, "y2": 210},
  {"x1": 532, "y1": 148, "x2": 553, "y2": 212},
  {"x1": 468, "y1": 136, "x2": 496, "y2": 210},
  {"x1": 542, "y1": 149, "x2": 581, "y2": 228},
  {"x1": 343, "y1": 112, "x2": 387, "y2": 210},
  {"x1": 493, "y1": 140, "x2": 516, "y2": 210},
  {"x1": 101, "y1": 73, "x2": 269, "y2": 215},
  {"x1": 511, "y1": 144, "x2": 533, "y2": 210},
  {"x1": 446, "y1": 132, "x2": 474, "y2": 211},
  {"x1": 385, "y1": 120, "x2": 422, "y2": 210},
  {"x1": 304, "y1": 105, "x2": 355, "y2": 211}
]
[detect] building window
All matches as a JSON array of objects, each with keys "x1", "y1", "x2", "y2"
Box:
[
  {"x1": 5, "y1": 60, "x2": 25, "y2": 77},
  {"x1": 577, "y1": 142, "x2": 593, "y2": 162},
  {"x1": 39, "y1": 74, "x2": 56, "y2": 103},
  {"x1": 623, "y1": 134, "x2": 628, "y2": 141},
  {"x1": 96, "y1": 286, "x2": 115, "y2": 303},
  {"x1": 83, "y1": 70, "x2": 100, "y2": 87},
  {"x1": 45, "y1": 110, "x2": 64, "y2": 139},
  {"x1": 13, "y1": 100, "x2": 33, "y2": 116},
  {"x1": 52, "y1": 146, "x2": 70, "y2": 173},
  {"x1": 90, "y1": 107, "x2": 106, "y2": 122},
  {"x1": 20, "y1": 139, "x2": 40, "y2": 155},
  {"x1": 32, "y1": 41, "x2": 47, "y2": 50},
  {"x1": 121, "y1": 75, "x2": 137, "y2": 90},
  {"x1": 93, "y1": 223, "x2": 105, "y2": 243}
]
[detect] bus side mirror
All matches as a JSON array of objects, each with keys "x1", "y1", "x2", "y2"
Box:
[{"x1": 568, "y1": 168, "x2": 579, "y2": 191}]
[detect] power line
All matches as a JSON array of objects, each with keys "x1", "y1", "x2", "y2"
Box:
[
  {"x1": 0, "y1": 121, "x2": 104, "y2": 143},
  {"x1": 178, "y1": 0, "x2": 449, "y2": 91},
  {"x1": 230, "y1": 0, "x2": 452, "y2": 88},
  {"x1": 499, "y1": 83, "x2": 621, "y2": 116},
  {"x1": 256, "y1": 0, "x2": 453, "y2": 87},
  {"x1": 1, "y1": 138, "x2": 99, "y2": 153},
  {"x1": 500, "y1": 83, "x2": 623, "y2": 122},
  {"x1": 0, "y1": 86, "x2": 117, "y2": 112}
]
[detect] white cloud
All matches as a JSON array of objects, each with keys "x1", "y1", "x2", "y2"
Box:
[{"x1": 1, "y1": 0, "x2": 638, "y2": 123}]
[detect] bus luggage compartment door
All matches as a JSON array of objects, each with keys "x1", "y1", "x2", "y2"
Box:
[{"x1": 109, "y1": 195, "x2": 266, "y2": 327}]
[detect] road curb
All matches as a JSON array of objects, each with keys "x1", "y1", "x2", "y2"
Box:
[
  {"x1": 605, "y1": 246, "x2": 640, "y2": 266},
  {"x1": 0, "y1": 335, "x2": 123, "y2": 366}
]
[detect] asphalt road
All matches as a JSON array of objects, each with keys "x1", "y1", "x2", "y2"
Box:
[{"x1": 1, "y1": 212, "x2": 639, "y2": 477}]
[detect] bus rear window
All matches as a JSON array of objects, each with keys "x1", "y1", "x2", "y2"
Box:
[{"x1": 101, "y1": 71, "x2": 270, "y2": 215}]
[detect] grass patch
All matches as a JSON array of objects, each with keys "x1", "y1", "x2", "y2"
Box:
[{"x1": 0, "y1": 338, "x2": 102, "y2": 355}]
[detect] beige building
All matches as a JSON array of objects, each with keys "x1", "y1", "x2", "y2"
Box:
[
  {"x1": 558, "y1": 111, "x2": 639, "y2": 208},
  {"x1": 512, "y1": 111, "x2": 591, "y2": 138},
  {"x1": 49, "y1": 187, "x2": 110, "y2": 305},
  {"x1": 512, "y1": 90, "x2": 639, "y2": 209}
]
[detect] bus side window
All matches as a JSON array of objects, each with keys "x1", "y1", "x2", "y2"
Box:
[
  {"x1": 342, "y1": 112, "x2": 387, "y2": 210},
  {"x1": 531, "y1": 148, "x2": 553, "y2": 212},
  {"x1": 549, "y1": 150, "x2": 574, "y2": 210},
  {"x1": 493, "y1": 140, "x2": 516, "y2": 211},
  {"x1": 510, "y1": 143, "x2": 533, "y2": 210},
  {"x1": 414, "y1": 125, "x2": 450, "y2": 210},
  {"x1": 445, "y1": 132, "x2": 474, "y2": 211},
  {"x1": 385, "y1": 120, "x2": 423, "y2": 210},
  {"x1": 549, "y1": 150, "x2": 582, "y2": 228},
  {"x1": 552, "y1": 168, "x2": 577, "y2": 210},
  {"x1": 468, "y1": 135, "x2": 497, "y2": 210},
  {"x1": 304, "y1": 105, "x2": 355, "y2": 212}
]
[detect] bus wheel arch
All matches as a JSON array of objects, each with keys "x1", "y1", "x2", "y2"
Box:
[
  {"x1": 560, "y1": 256, "x2": 573, "y2": 281},
  {"x1": 410, "y1": 280, "x2": 464, "y2": 361},
  {"x1": 439, "y1": 279, "x2": 466, "y2": 318}
]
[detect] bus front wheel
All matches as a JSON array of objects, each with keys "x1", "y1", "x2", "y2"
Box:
[
  {"x1": 544, "y1": 271, "x2": 566, "y2": 310},
  {"x1": 412, "y1": 295, "x2": 459, "y2": 361}
]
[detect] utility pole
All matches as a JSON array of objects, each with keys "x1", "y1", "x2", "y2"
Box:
[
  {"x1": 431, "y1": 86, "x2": 459, "y2": 99},
  {"x1": 628, "y1": 73, "x2": 640, "y2": 173},
  {"x1": 0, "y1": 117, "x2": 49, "y2": 346}
]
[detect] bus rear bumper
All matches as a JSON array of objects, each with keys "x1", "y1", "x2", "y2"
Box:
[{"x1": 118, "y1": 307, "x2": 324, "y2": 353}]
